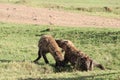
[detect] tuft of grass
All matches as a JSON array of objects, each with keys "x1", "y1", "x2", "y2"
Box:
[{"x1": 0, "y1": 22, "x2": 120, "y2": 80}]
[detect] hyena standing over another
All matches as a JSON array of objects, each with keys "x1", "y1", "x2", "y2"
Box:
[
  {"x1": 56, "y1": 39, "x2": 105, "y2": 71},
  {"x1": 34, "y1": 35, "x2": 64, "y2": 66}
]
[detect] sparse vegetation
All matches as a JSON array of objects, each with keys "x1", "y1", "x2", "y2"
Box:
[
  {"x1": 0, "y1": 0, "x2": 120, "y2": 18},
  {"x1": 0, "y1": 22, "x2": 120, "y2": 80}
]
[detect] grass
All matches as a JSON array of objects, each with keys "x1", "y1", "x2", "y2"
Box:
[
  {"x1": 0, "y1": 0, "x2": 120, "y2": 18},
  {"x1": 0, "y1": 22, "x2": 120, "y2": 80},
  {"x1": 0, "y1": 0, "x2": 120, "y2": 7}
]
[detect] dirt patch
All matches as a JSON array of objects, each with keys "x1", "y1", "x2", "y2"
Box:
[{"x1": 0, "y1": 3, "x2": 120, "y2": 28}]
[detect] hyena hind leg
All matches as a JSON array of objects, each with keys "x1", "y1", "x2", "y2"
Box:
[
  {"x1": 33, "y1": 49, "x2": 41, "y2": 63},
  {"x1": 42, "y1": 53, "x2": 49, "y2": 64}
]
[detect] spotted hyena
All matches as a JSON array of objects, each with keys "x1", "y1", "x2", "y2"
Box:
[
  {"x1": 56, "y1": 39, "x2": 105, "y2": 71},
  {"x1": 33, "y1": 35, "x2": 64, "y2": 66}
]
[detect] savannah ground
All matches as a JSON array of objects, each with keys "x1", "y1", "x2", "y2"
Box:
[{"x1": 0, "y1": 0, "x2": 120, "y2": 80}]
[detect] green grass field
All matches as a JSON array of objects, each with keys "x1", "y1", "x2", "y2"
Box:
[
  {"x1": 0, "y1": 0, "x2": 120, "y2": 18},
  {"x1": 0, "y1": 22, "x2": 120, "y2": 80}
]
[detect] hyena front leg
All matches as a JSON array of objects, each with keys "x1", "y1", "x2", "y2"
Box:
[
  {"x1": 63, "y1": 53, "x2": 69, "y2": 65},
  {"x1": 33, "y1": 49, "x2": 41, "y2": 63}
]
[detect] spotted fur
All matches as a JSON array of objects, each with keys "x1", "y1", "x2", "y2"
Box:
[
  {"x1": 56, "y1": 39, "x2": 105, "y2": 71},
  {"x1": 34, "y1": 35, "x2": 64, "y2": 66}
]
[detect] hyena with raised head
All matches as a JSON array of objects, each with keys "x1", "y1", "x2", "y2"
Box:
[
  {"x1": 56, "y1": 39, "x2": 105, "y2": 71},
  {"x1": 34, "y1": 35, "x2": 64, "y2": 66}
]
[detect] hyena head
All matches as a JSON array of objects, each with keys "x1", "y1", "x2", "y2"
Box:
[
  {"x1": 53, "y1": 50, "x2": 65, "y2": 67},
  {"x1": 76, "y1": 56, "x2": 93, "y2": 71},
  {"x1": 56, "y1": 39, "x2": 75, "y2": 51},
  {"x1": 51, "y1": 49, "x2": 63, "y2": 61},
  {"x1": 55, "y1": 39, "x2": 68, "y2": 50}
]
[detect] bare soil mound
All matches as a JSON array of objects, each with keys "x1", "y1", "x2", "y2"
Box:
[{"x1": 0, "y1": 3, "x2": 120, "y2": 28}]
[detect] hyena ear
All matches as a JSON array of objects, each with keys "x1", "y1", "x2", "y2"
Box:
[
  {"x1": 89, "y1": 60, "x2": 93, "y2": 71},
  {"x1": 55, "y1": 39, "x2": 60, "y2": 43}
]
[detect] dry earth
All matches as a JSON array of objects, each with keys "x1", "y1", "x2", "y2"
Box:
[{"x1": 0, "y1": 3, "x2": 120, "y2": 28}]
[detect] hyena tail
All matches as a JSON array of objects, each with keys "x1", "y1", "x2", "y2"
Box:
[{"x1": 93, "y1": 61, "x2": 105, "y2": 70}]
